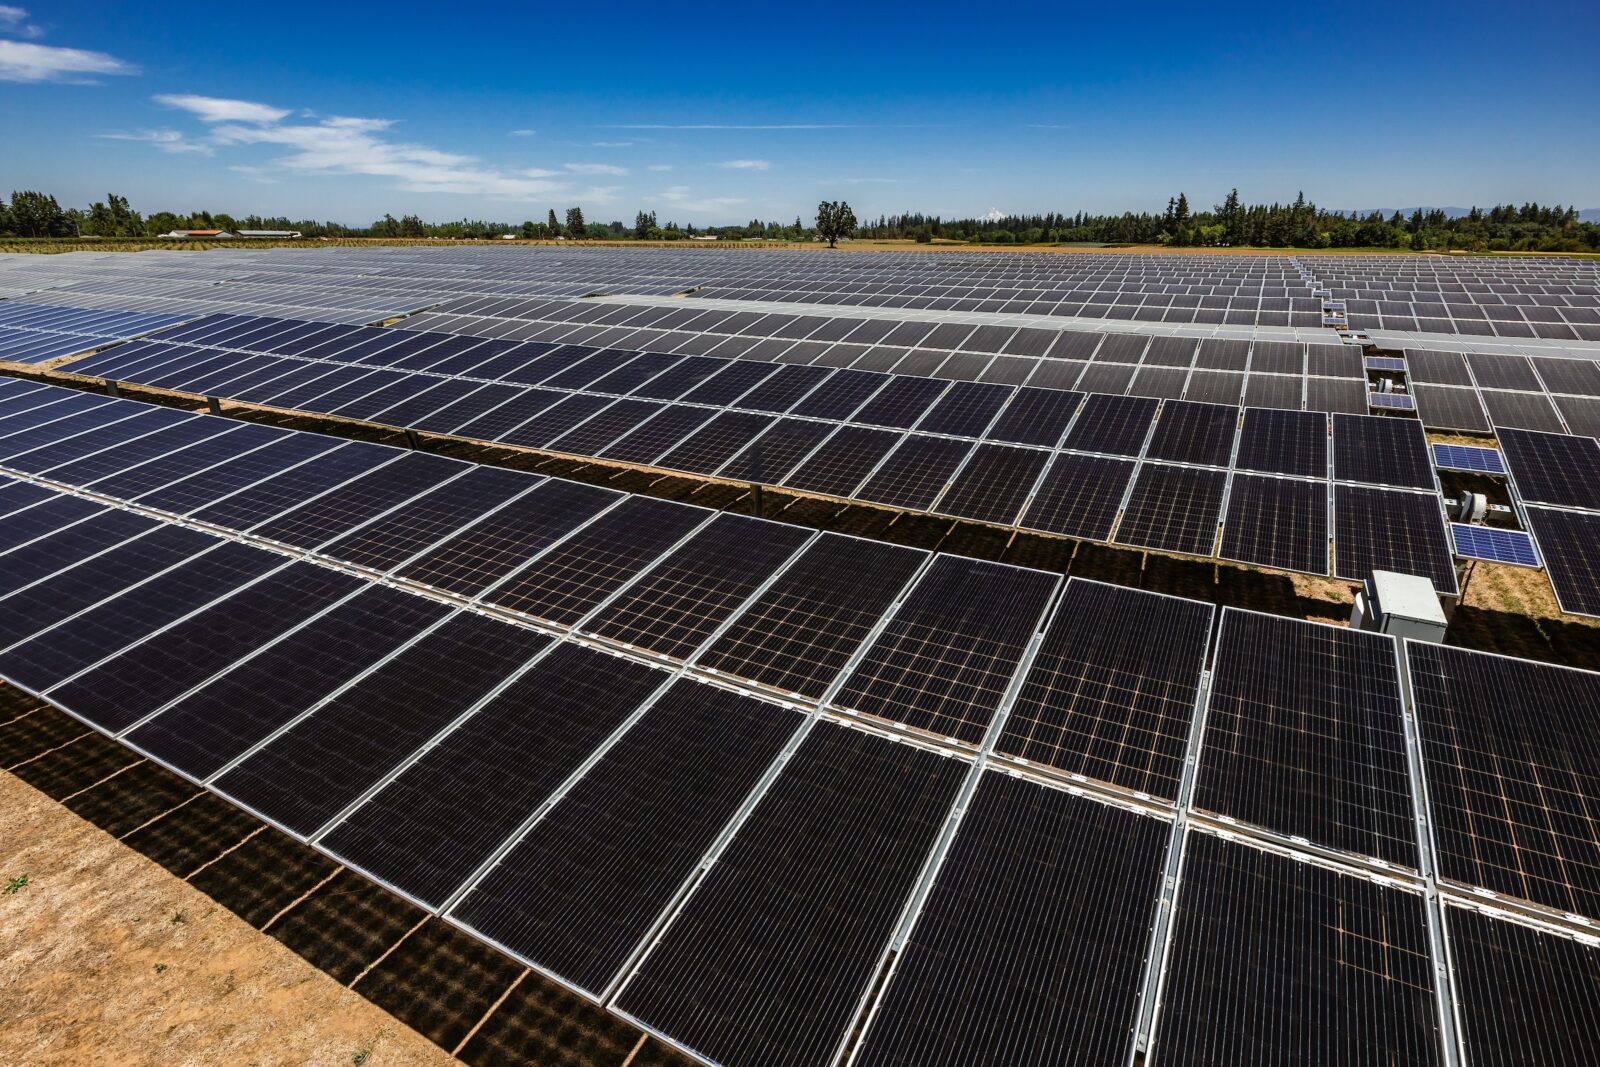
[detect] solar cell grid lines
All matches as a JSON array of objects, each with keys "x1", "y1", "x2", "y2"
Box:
[
  {"x1": 1017, "y1": 452, "x2": 1135, "y2": 542},
  {"x1": 695, "y1": 534, "x2": 927, "y2": 699},
  {"x1": 1194, "y1": 611, "x2": 1418, "y2": 866},
  {"x1": 185, "y1": 440, "x2": 396, "y2": 531},
  {"x1": 1332, "y1": 413, "x2": 1435, "y2": 489},
  {"x1": 997, "y1": 580, "x2": 1212, "y2": 800},
  {"x1": 1061, "y1": 392, "x2": 1159, "y2": 456},
  {"x1": 213, "y1": 610, "x2": 553, "y2": 837},
  {"x1": 614, "y1": 720, "x2": 969, "y2": 1067},
  {"x1": 1113, "y1": 464, "x2": 1228, "y2": 557},
  {"x1": 1408, "y1": 642, "x2": 1600, "y2": 921},
  {"x1": 931, "y1": 443, "x2": 1050, "y2": 526},
  {"x1": 1150, "y1": 831, "x2": 1443, "y2": 1067},
  {"x1": 833, "y1": 556, "x2": 1058, "y2": 744},
  {"x1": 1333, "y1": 484, "x2": 1458, "y2": 593},
  {"x1": 1234, "y1": 408, "x2": 1328, "y2": 478},
  {"x1": 246, "y1": 451, "x2": 467, "y2": 551},
  {"x1": 1450, "y1": 523, "x2": 1541, "y2": 568},
  {"x1": 1523, "y1": 506, "x2": 1600, "y2": 617},
  {"x1": 983, "y1": 386, "x2": 1082, "y2": 447},
  {"x1": 450, "y1": 679, "x2": 803, "y2": 996},
  {"x1": 1496, "y1": 427, "x2": 1600, "y2": 509},
  {"x1": 319, "y1": 642, "x2": 672, "y2": 909},
  {"x1": 1219, "y1": 473, "x2": 1330, "y2": 575},
  {"x1": 582, "y1": 514, "x2": 814, "y2": 661},
  {"x1": 1430, "y1": 442, "x2": 1506, "y2": 475},
  {"x1": 855, "y1": 434, "x2": 973, "y2": 511},
  {"x1": 852, "y1": 773, "x2": 1169, "y2": 1067},
  {"x1": 1144, "y1": 400, "x2": 1239, "y2": 467},
  {"x1": 781, "y1": 424, "x2": 902, "y2": 498},
  {"x1": 1446, "y1": 906, "x2": 1600, "y2": 1067}
]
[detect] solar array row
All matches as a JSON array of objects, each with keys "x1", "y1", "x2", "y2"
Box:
[{"x1": 1403, "y1": 347, "x2": 1600, "y2": 436}]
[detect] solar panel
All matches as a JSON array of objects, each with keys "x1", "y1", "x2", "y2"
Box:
[
  {"x1": 931, "y1": 444, "x2": 1050, "y2": 525},
  {"x1": 1332, "y1": 413, "x2": 1434, "y2": 488},
  {"x1": 450, "y1": 679, "x2": 803, "y2": 994},
  {"x1": 788, "y1": 368, "x2": 888, "y2": 420},
  {"x1": 984, "y1": 386, "x2": 1082, "y2": 447},
  {"x1": 319, "y1": 643, "x2": 672, "y2": 909},
  {"x1": 852, "y1": 375, "x2": 950, "y2": 429},
  {"x1": 912, "y1": 380, "x2": 1012, "y2": 437},
  {"x1": 47, "y1": 562, "x2": 366, "y2": 733},
  {"x1": 1194, "y1": 610, "x2": 1417, "y2": 866},
  {"x1": 1367, "y1": 391, "x2": 1417, "y2": 411},
  {"x1": 1430, "y1": 442, "x2": 1506, "y2": 474},
  {"x1": 852, "y1": 774, "x2": 1168, "y2": 1067},
  {"x1": 1113, "y1": 464, "x2": 1227, "y2": 557},
  {"x1": 1019, "y1": 452, "x2": 1136, "y2": 541},
  {"x1": 247, "y1": 452, "x2": 466, "y2": 550},
  {"x1": 855, "y1": 434, "x2": 973, "y2": 510},
  {"x1": 1446, "y1": 905, "x2": 1600, "y2": 1067},
  {"x1": 833, "y1": 556, "x2": 1058, "y2": 744},
  {"x1": 132, "y1": 433, "x2": 346, "y2": 517},
  {"x1": 1145, "y1": 400, "x2": 1238, "y2": 467},
  {"x1": 1332, "y1": 484, "x2": 1458, "y2": 593},
  {"x1": 997, "y1": 580, "x2": 1211, "y2": 800},
  {"x1": 695, "y1": 533, "x2": 927, "y2": 699},
  {"x1": 1481, "y1": 388, "x2": 1566, "y2": 433},
  {"x1": 1496, "y1": 427, "x2": 1600, "y2": 509},
  {"x1": 1061, "y1": 393, "x2": 1158, "y2": 456},
  {"x1": 1365, "y1": 355, "x2": 1407, "y2": 372},
  {"x1": 1450, "y1": 523, "x2": 1540, "y2": 567},
  {"x1": 779, "y1": 425, "x2": 902, "y2": 498},
  {"x1": 213, "y1": 611, "x2": 553, "y2": 837},
  {"x1": 582, "y1": 514, "x2": 813, "y2": 661},
  {"x1": 717, "y1": 418, "x2": 835, "y2": 482},
  {"x1": 1523, "y1": 506, "x2": 1600, "y2": 616},
  {"x1": 597, "y1": 403, "x2": 716, "y2": 465},
  {"x1": 125, "y1": 587, "x2": 452, "y2": 778},
  {"x1": 654, "y1": 410, "x2": 775, "y2": 475},
  {"x1": 1412, "y1": 384, "x2": 1492, "y2": 432},
  {"x1": 613, "y1": 720, "x2": 968, "y2": 1067},
  {"x1": 1408, "y1": 642, "x2": 1600, "y2": 921},
  {"x1": 1150, "y1": 831, "x2": 1443, "y2": 1066},
  {"x1": 1219, "y1": 474, "x2": 1330, "y2": 575},
  {"x1": 1233, "y1": 408, "x2": 1327, "y2": 478},
  {"x1": 186, "y1": 441, "x2": 397, "y2": 530}
]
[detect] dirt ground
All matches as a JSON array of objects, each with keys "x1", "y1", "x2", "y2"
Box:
[{"x1": 0, "y1": 769, "x2": 458, "y2": 1067}]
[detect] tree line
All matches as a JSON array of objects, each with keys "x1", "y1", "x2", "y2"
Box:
[{"x1": 2, "y1": 187, "x2": 1595, "y2": 252}]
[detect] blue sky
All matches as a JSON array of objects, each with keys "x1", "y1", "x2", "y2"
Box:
[{"x1": 3, "y1": 0, "x2": 1598, "y2": 225}]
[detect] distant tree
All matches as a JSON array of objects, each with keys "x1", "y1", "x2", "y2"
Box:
[
  {"x1": 10, "y1": 190, "x2": 72, "y2": 237},
  {"x1": 1174, "y1": 193, "x2": 1189, "y2": 226},
  {"x1": 633, "y1": 210, "x2": 658, "y2": 240},
  {"x1": 398, "y1": 214, "x2": 425, "y2": 238},
  {"x1": 546, "y1": 208, "x2": 561, "y2": 237},
  {"x1": 565, "y1": 206, "x2": 586, "y2": 238},
  {"x1": 815, "y1": 200, "x2": 856, "y2": 248}
]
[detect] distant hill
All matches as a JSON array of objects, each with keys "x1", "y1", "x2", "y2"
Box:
[{"x1": 1582, "y1": 208, "x2": 1600, "y2": 223}]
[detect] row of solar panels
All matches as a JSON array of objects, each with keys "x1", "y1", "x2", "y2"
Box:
[
  {"x1": 1487, "y1": 428, "x2": 1600, "y2": 617},
  {"x1": 0, "y1": 382, "x2": 1595, "y2": 1066},
  {"x1": 47, "y1": 325, "x2": 1467, "y2": 589}
]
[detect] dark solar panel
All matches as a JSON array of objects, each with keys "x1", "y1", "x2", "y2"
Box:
[
  {"x1": 1481, "y1": 389, "x2": 1567, "y2": 433},
  {"x1": 932, "y1": 444, "x2": 1050, "y2": 525},
  {"x1": 0, "y1": 493, "x2": 106, "y2": 554},
  {"x1": 582, "y1": 514, "x2": 813, "y2": 661},
  {"x1": 984, "y1": 386, "x2": 1082, "y2": 448},
  {"x1": 597, "y1": 403, "x2": 716, "y2": 465},
  {"x1": 48, "y1": 562, "x2": 365, "y2": 733},
  {"x1": 654, "y1": 410, "x2": 775, "y2": 475},
  {"x1": 1219, "y1": 474, "x2": 1329, "y2": 574},
  {"x1": 998, "y1": 580, "x2": 1210, "y2": 800},
  {"x1": 834, "y1": 556, "x2": 1058, "y2": 744},
  {"x1": 1497, "y1": 427, "x2": 1600, "y2": 509},
  {"x1": 126, "y1": 587, "x2": 451, "y2": 778},
  {"x1": 614, "y1": 721, "x2": 968, "y2": 1067},
  {"x1": 1404, "y1": 349, "x2": 1473, "y2": 386},
  {"x1": 393, "y1": 479, "x2": 618, "y2": 597},
  {"x1": 1016, "y1": 452, "x2": 1137, "y2": 541},
  {"x1": 481, "y1": 497, "x2": 709, "y2": 627},
  {"x1": 853, "y1": 375, "x2": 950, "y2": 430},
  {"x1": 677, "y1": 360, "x2": 778, "y2": 406},
  {"x1": 1447, "y1": 905, "x2": 1600, "y2": 1067},
  {"x1": 788, "y1": 368, "x2": 888, "y2": 420},
  {"x1": 1195, "y1": 610, "x2": 1417, "y2": 865},
  {"x1": 1412, "y1": 384, "x2": 1491, "y2": 433},
  {"x1": 247, "y1": 452, "x2": 465, "y2": 550},
  {"x1": 696, "y1": 533, "x2": 927, "y2": 699},
  {"x1": 717, "y1": 418, "x2": 835, "y2": 482},
  {"x1": 320, "y1": 643, "x2": 670, "y2": 908},
  {"x1": 185, "y1": 441, "x2": 396, "y2": 530},
  {"x1": 1113, "y1": 464, "x2": 1227, "y2": 556},
  {"x1": 214, "y1": 612, "x2": 552, "y2": 836},
  {"x1": 1143, "y1": 400, "x2": 1238, "y2": 467},
  {"x1": 852, "y1": 774, "x2": 1168, "y2": 1067},
  {"x1": 913, "y1": 380, "x2": 1012, "y2": 438},
  {"x1": 1332, "y1": 413, "x2": 1435, "y2": 489},
  {"x1": 855, "y1": 434, "x2": 973, "y2": 510},
  {"x1": 733, "y1": 363, "x2": 833, "y2": 413},
  {"x1": 1150, "y1": 831, "x2": 1442, "y2": 1066},
  {"x1": 782, "y1": 425, "x2": 902, "y2": 498},
  {"x1": 1061, "y1": 393, "x2": 1158, "y2": 456},
  {"x1": 1409, "y1": 642, "x2": 1600, "y2": 921},
  {"x1": 1333, "y1": 484, "x2": 1458, "y2": 592},
  {"x1": 1524, "y1": 506, "x2": 1600, "y2": 617},
  {"x1": 543, "y1": 398, "x2": 663, "y2": 455},
  {"x1": 450, "y1": 679, "x2": 802, "y2": 995},
  {"x1": 0, "y1": 541, "x2": 284, "y2": 694}
]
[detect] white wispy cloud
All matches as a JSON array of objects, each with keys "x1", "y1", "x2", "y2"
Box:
[
  {"x1": 97, "y1": 128, "x2": 211, "y2": 154},
  {"x1": 653, "y1": 185, "x2": 747, "y2": 214},
  {"x1": 509, "y1": 128, "x2": 536, "y2": 136},
  {"x1": 1027, "y1": 123, "x2": 1071, "y2": 129},
  {"x1": 646, "y1": 164, "x2": 673, "y2": 172},
  {"x1": 603, "y1": 123, "x2": 856, "y2": 130},
  {"x1": 564, "y1": 162, "x2": 628, "y2": 176},
  {"x1": 228, "y1": 164, "x2": 279, "y2": 183},
  {"x1": 589, "y1": 140, "x2": 634, "y2": 147},
  {"x1": 830, "y1": 177, "x2": 898, "y2": 184},
  {"x1": 0, "y1": 39, "x2": 136, "y2": 83},
  {"x1": 156, "y1": 93, "x2": 291, "y2": 124},
  {"x1": 718, "y1": 159, "x2": 770, "y2": 170},
  {"x1": 0, "y1": 5, "x2": 43, "y2": 37}
]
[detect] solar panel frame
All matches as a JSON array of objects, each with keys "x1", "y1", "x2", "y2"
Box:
[
  {"x1": 1332, "y1": 483, "x2": 1459, "y2": 593},
  {"x1": 1219, "y1": 473, "x2": 1330, "y2": 575},
  {"x1": 1113, "y1": 463, "x2": 1228, "y2": 557}
]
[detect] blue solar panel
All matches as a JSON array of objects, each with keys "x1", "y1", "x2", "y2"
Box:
[
  {"x1": 1450, "y1": 524, "x2": 1540, "y2": 567},
  {"x1": 1368, "y1": 393, "x2": 1416, "y2": 411},
  {"x1": 1432, "y1": 443, "x2": 1507, "y2": 475},
  {"x1": 1365, "y1": 356, "x2": 1407, "y2": 372}
]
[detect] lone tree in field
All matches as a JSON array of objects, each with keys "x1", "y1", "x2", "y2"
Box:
[{"x1": 816, "y1": 200, "x2": 856, "y2": 248}]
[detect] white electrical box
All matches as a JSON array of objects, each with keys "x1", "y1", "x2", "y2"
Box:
[{"x1": 1355, "y1": 570, "x2": 1448, "y2": 644}]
